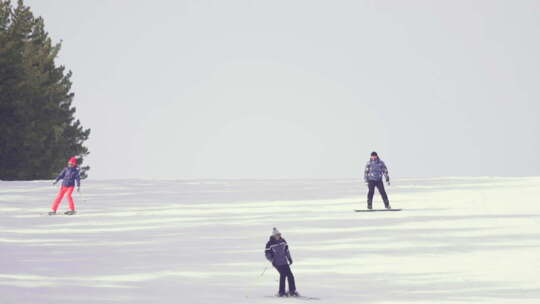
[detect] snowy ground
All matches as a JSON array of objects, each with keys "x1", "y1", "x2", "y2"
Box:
[{"x1": 1, "y1": 177, "x2": 540, "y2": 304}]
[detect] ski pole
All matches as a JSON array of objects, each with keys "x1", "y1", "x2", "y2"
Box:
[
  {"x1": 259, "y1": 266, "x2": 268, "y2": 277},
  {"x1": 244, "y1": 265, "x2": 270, "y2": 299}
]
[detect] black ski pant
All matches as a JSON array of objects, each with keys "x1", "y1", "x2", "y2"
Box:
[
  {"x1": 275, "y1": 264, "x2": 296, "y2": 295},
  {"x1": 367, "y1": 180, "x2": 389, "y2": 207}
]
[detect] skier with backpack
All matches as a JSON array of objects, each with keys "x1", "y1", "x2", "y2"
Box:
[
  {"x1": 364, "y1": 151, "x2": 391, "y2": 209},
  {"x1": 265, "y1": 227, "x2": 299, "y2": 297},
  {"x1": 49, "y1": 157, "x2": 81, "y2": 215}
]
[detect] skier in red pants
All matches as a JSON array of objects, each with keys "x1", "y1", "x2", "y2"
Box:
[{"x1": 49, "y1": 157, "x2": 81, "y2": 215}]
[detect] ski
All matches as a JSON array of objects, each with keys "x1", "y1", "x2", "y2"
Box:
[
  {"x1": 42, "y1": 212, "x2": 78, "y2": 216},
  {"x1": 265, "y1": 295, "x2": 320, "y2": 301},
  {"x1": 354, "y1": 209, "x2": 402, "y2": 212},
  {"x1": 295, "y1": 296, "x2": 319, "y2": 301}
]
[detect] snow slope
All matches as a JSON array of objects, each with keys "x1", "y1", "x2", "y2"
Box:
[{"x1": 1, "y1": 177, "x2": 540, "y2": 304}]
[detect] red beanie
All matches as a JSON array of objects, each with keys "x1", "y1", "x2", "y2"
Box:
[{"x1": 69, "y1": 157, "x2": 78, "y2": 165}]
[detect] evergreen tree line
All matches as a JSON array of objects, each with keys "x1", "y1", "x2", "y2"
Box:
[{"x1": 0, "y1": 0, "x2": 90, "y2": 180}]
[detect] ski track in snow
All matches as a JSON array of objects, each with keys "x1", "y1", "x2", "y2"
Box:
[{"x1": 1, "y1": 178, "x2": 540, "y2": 304}]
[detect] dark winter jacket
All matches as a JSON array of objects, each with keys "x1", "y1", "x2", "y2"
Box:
[
  {"x1": 55, "y1": 167, "x2": 81, "y2": 187},
  {"x1": 364, "y1": 159, "x2": 390, "y2": 182},
  {"x1": 265, "y1": 237, "x2": 292, "y2": 266}
]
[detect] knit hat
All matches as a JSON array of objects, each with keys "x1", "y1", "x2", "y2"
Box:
[
  {"x1": 371, "y1": 151, "x2": 378, "y2": 157},
  {"x1": 68, "y1": 157, "x2": 78, "y2": 165},
  {"x1": 272, "y1": 227, "x2": 281, "y2": 236}
]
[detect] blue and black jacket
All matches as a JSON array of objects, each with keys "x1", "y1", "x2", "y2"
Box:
[
  {"x1": 55, "y1": 167, "x2": 81, "y2": 187},
  {"x1": 265, "y1": 237, "x2": 292, "y2": 266},
  {"x1": 364, "y1": 159, "x2": 390, "y2": 182}
]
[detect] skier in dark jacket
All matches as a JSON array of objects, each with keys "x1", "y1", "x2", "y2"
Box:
[
  {"x1": 49, "y1": 157, "x2": 81, "y2": 215},
  {"x1": 364, "y1": 151, "x2": 391, "y2": 209},
  {"x1": 265, "y1": 228, "x2": 298, "y2": 297}
]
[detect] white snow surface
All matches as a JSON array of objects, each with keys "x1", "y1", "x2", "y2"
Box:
[{"x1": 1, "y1": 177, "x2": 540, "y2": 304}]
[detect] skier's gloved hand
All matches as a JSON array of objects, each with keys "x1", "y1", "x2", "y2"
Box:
[
  {"x1": 386, "y1": 179, "x2": 390, "y2": 186},
  {"x1": 289, "y1": 259, "x2": 293, "y2": 265},
  {"x1": 77, "y1": 186, "x2": 80, "y2": 192}
]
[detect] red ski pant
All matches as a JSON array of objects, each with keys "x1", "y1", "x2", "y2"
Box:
[{"x1": 51, "y1": 186, "x2": 75, "y2": 211}]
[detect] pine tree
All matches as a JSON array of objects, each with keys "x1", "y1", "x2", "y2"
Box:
[{"x1": 0, "y1": 0, "x2": 90, "y2": 180}]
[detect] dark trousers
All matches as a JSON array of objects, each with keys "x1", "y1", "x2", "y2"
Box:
[
  {"x1": 275, "y1": 264, "x2": 296, "y2": 294},
  {"x1": 367, "y1": 180, "x2": 389, "y2": 207}
]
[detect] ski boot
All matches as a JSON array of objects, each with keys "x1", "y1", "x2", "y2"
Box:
[
  {"x1": 277, "y1": 292, "x2": 287, "y2": 297},
  {"x1": 367, "y1": 201, "x2": 373, "y2": 210},
  {"x1": 64, "y1": 210, "x2": 76, "y2": 215},
  {"x1": 288, "y1": 291, "x2": 300, "y2": 297},
  {"x1": 48, "y1": 211, "x2": 56, "y2": 216},
  {"x1": 384, "y1": 201, "x2": 391, "y2": 209}
]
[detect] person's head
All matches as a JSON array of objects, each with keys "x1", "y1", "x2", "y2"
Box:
[
  {"x1": 370, "y1": 151, "x2": 379, "y2": 161},
  {"x1": 68, "y1": 157, "x2": 77, "y2": 168},
  {"x1": 272, "y1": 227, "x2": 282, "y2": 240}
]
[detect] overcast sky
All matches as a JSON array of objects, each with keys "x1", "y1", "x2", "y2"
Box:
[{"x1": 25, "y1": 0, "x2": 539, "y2": 179}]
